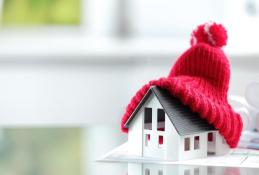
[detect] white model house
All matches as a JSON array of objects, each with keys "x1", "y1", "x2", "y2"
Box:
[{"x1": 124, "y1": 86, "x2": 229, "y2": 161}]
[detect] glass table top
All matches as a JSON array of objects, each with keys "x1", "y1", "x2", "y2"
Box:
[{"x1": 95, "y1": 162, "x2": 258, "y2": 175}]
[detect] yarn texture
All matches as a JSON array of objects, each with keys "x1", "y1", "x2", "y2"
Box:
[{"x1": 121, "y1": 22, "x2": 243, "y2": 148}]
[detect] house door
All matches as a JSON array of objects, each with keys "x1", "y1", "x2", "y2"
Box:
[
  {"x1": 143, "y1": 108, "x2": 165, "y2": 159},
  {"x1": 207, "y1": 132, "x2": 216, "y2": 155}
]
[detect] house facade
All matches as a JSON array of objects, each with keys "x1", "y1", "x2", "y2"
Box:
[{"x1": 125, "y1": 86, "x2": 229, "y2": 161}]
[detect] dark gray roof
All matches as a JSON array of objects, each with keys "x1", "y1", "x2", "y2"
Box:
[{"x1": 124, "y1": 86, "x2": 216, "y2": 136}]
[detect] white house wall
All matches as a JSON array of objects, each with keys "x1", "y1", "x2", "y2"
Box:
[
  {"x1": 141, "y1": 93, "x2": 181, "y2": 160},
  {"x1": 179, "y1": 133, "x2": 208, "y2": 161},
  {"x1": 215, "y1": 132, "x2": 230, "y2": 155},
  {"x1": 164, "y1": 115, "x2": 180, "y2": 161},
  {"x1": 128, "y1": 108, "x2": 143, "y2": 156},
  {"x1": 142, "y1": 94, "x2": 165, "y2": 159}
]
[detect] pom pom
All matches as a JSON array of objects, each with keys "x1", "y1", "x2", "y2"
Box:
[{"x1": 190, "y1": 22, "x2": 228, "y2": 48}]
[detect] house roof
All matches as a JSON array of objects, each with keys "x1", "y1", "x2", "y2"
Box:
[{"x1": 124, "y1": 86, "x2": 216, "y2": 136}]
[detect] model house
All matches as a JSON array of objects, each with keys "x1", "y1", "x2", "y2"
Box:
[{"x1": 124, "y1": 86, "x2": 229, "y2": 161}]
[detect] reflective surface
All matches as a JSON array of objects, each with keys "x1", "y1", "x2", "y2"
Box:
[
  {"x1": 0, "y1": 125, "x2": 127, "y2": 175},
  {"x1": 0, "y1": 126, "x2": 258, "y2": 175},
  {"x1": 100, "y1": 163, "x2": 258, "y2": 175},
  {"x1": 128, "y1": 163, "x2": 258, "y2": 175}
]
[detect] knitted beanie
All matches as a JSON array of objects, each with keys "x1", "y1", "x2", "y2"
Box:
[{"x1": 121, "y1": 22, "x2": 243, "y2": 148}]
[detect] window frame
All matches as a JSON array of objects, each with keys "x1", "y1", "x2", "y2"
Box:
[
  {"x1": 145, "y1": 134, "x2": 151, "y2": 146},
  {"x1": 157, "y1": 108, "x2": 165, "y2": 131},
  {"x1": 144, "y1": 107, "x2": 152, "y2": 130},
  {"x1": 158, "y1": 135, "x2": 164, "y2": 148},
  {"x1": 208, "y1": 132, "x2": 214, "y2": 142},
  {"x1": 194, "y1": 136, "x2": 200, "y2": 150},
  {"x1": 184, "y1": 137, "x2": 190, "y2": 151}
]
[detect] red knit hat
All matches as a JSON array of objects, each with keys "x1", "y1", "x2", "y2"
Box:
[{"x1": 121, "y1": 22, "x2": 243, "y2": 148}]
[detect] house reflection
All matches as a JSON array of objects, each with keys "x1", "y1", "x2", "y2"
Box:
[{"x1": 127, "y1": 163, "x2": 257, "y2": 175}]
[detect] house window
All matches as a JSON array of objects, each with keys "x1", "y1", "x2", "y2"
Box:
[
  {"x1": 157, "y1": 109, "x2": 165, "y2": 131},
  {"x1": 144, "y1": 108, "x2": 152, "y2": 130},
  {"x1": 145, "y1": 168, "x2": 150, "y2": 175},
  {"x1": 184, "y1": 137, "x2": 190, "y2": 151},
  {"x1": 145, "y1": 134, "x2": 151, "y2": 146},
  {"x1": 184, "y1": 169, "x2": 190, "y2": 175},
  {"x1": 158, "y1": 170, "x2": 163, "y2": 175},
  {"x1": 194, "y1": 136, "x2": 200, "y2": 150},
  {"x1": 158, "y1": 135, "x2": 164, "y2": 147},
  {"x1": 208, "y1": 132, "x2": 214, "y2": 142},
  {"x1": 194, "y1": 168, "x2": 200, "y2": 175}
]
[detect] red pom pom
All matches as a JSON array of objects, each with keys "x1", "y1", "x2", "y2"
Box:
[{"x1": 190, "y1": 22, "x2": 228, "y2": 48}]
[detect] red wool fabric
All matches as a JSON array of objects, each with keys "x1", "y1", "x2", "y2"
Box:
[{"x1": 121, "y1": 22, "x2": 243, "y2": 148}]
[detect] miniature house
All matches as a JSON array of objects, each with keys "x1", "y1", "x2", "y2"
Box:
[{"x1": 124, "y1": 86, "x2": 229, "y2": 161}]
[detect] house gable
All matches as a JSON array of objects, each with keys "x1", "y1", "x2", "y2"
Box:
[{"x1": 125, "y1": 86, "x2": 216, "y2": 136}]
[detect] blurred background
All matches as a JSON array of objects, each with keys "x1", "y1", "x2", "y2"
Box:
[{"x1": 0, "y1": 0, "x2": 259, "y2": 175}]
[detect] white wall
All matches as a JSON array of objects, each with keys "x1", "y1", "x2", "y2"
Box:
[
  {"x1": 128, "y1": 105, "x2": 143, "y2": 156},
  {"x1": 0, "y1": 62, "x2": 131, "y2": 126},
  {"x1": 165, "y1": 114, "x2": 179, "y2": 161},
  {"x1": 141, "y1": 94, "x2": 165, "y2": 159},
  {"x1": 215, "y1": 132, "x2": 230, "y2": 155},
  {"x1": 0, "y1": 55, "x2": 258, "y2": 126},
  {"x1": 179, "y1": 133, "x2": 208, "y2": 161}
]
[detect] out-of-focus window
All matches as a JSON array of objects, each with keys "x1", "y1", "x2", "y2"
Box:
[
  {"x1": 1, "y1": 0, "x2": 81, "y2": 26},
  {"x1": 0, "y1": 128, "x2": 81, "y2": 175}
]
